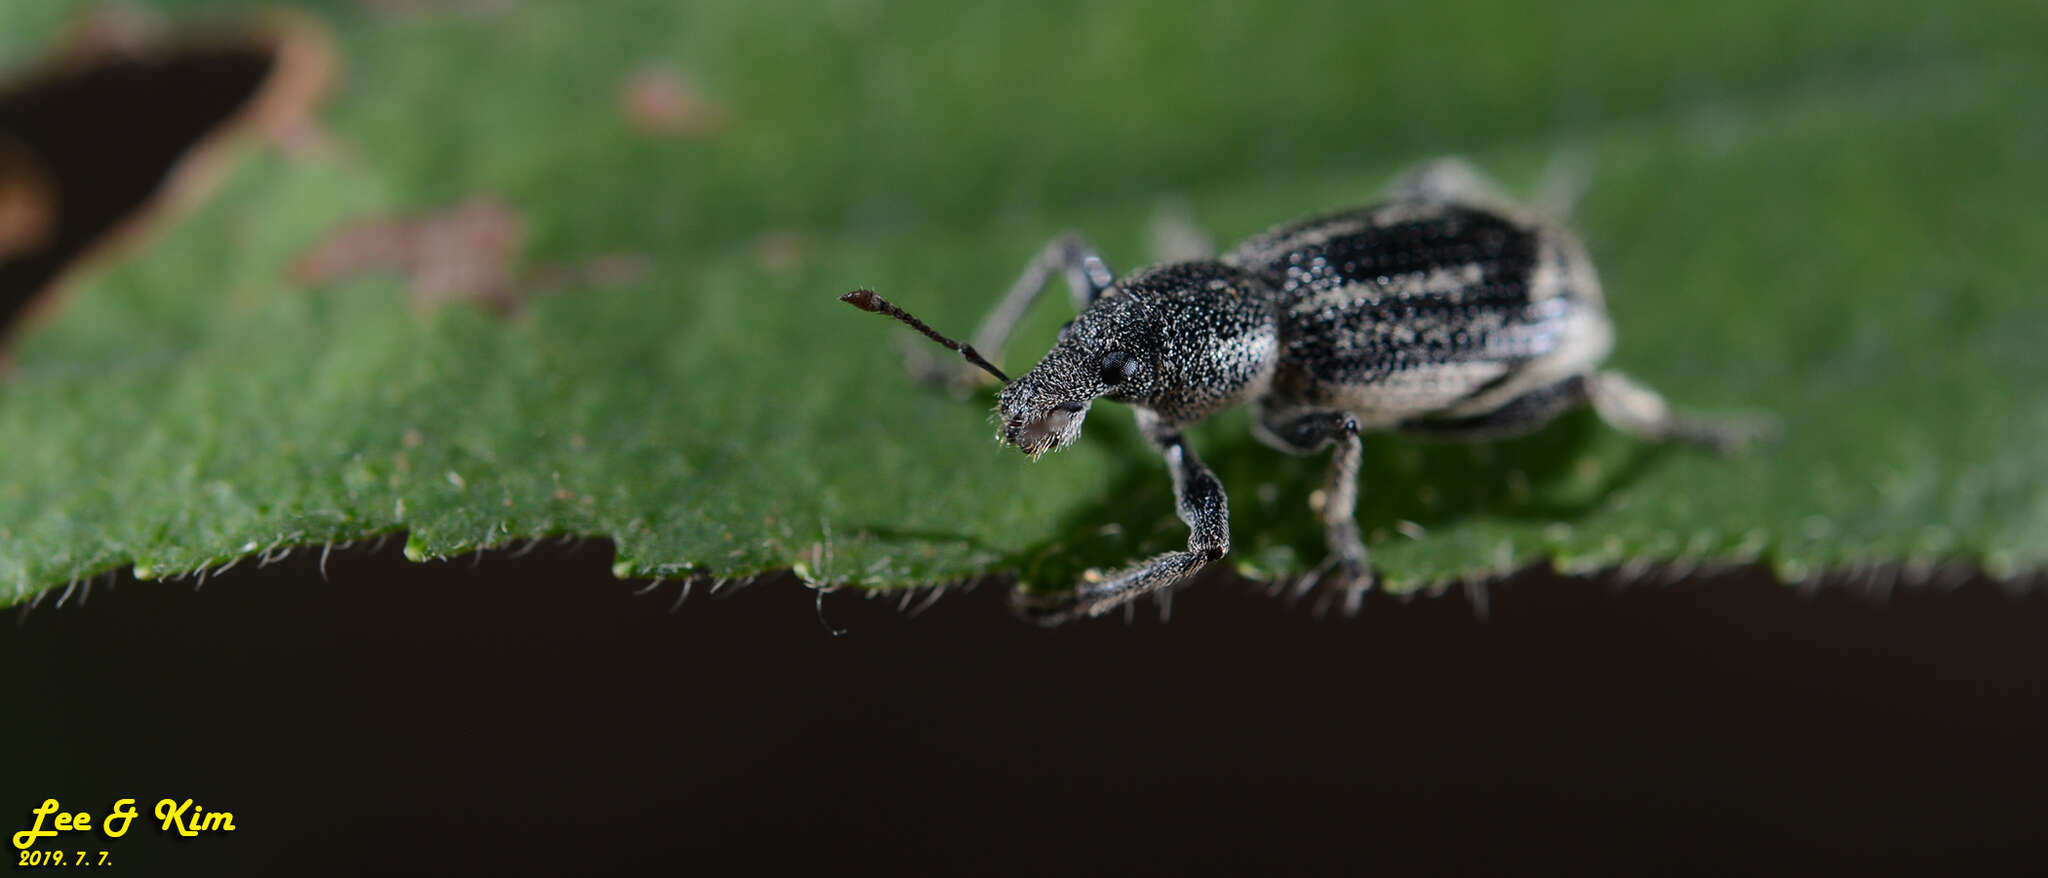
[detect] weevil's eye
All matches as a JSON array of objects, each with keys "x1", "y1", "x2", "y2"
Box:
[
  {"x1": 1057, "y1": 320, "x2": 1076, "y2": 342},
  {"x1": 1099, "y1": 350, "x2": 1138, "y2": 386}
]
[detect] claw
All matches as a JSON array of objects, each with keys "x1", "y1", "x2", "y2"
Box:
[
  {"x1": 1677, "y1": 409, "x2": 1782, "y2": 457},
  {"x1": 1008, "y1": 585, "x2": 1082, "y2": 627},
  {"x1": 1296, "y1": 556, "x2": 1374, "y2": 615}
]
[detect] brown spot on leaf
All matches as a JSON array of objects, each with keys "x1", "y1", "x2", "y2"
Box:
[
  {"x1": 618, "y1": 64, "x2": 731, "y2": 140},
  {"x1": 294, "y1": 197, "x2": 527, "y2": 313},
  {"x1": 297, "y1": 195, "x2": 654, "y2": 316},
  {"x1": 405, "y1": 199, "x2": 524, "y2": 309},
  {"x1": 527, "y1": 250, "x2": 650, "y2": 294},
  {"x1": 355, "y1": 0, "x2": 518, "y2": 20}
]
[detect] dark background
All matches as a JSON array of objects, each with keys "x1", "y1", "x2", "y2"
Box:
[{"x1": 7, "y1": 545, "x2": 2048, "y2": 876}]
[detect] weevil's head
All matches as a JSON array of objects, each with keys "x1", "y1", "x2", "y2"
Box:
[
  {"x1": 996, "y1": 262, "x2": 1279, "y2": 458},
  {"x1": 996, "y1": 289, "x2": 1162, "y2": 458}
]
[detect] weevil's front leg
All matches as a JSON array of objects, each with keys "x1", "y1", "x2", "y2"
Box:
[
  {"x1": 902, "y1": 234, "x2": 1115, "y2": 395},
  {"x1": 1012, "y1": 413, "x2": 1229, "y2": 625},
  {"x1": 1588, "y1": 371, "x2": 1781, "y2": 456},
  {"x1": 972, "y1": 233, "x2": 1116, "y2": 354}
]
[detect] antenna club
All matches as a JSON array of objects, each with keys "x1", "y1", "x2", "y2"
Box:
[{"x1": 840, "y1": 289, "x2": 883, "y2": 312}]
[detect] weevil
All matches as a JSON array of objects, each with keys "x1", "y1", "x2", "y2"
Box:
[{"x1": 843, "y1": 158, "x2": 1776, "y2": 625}]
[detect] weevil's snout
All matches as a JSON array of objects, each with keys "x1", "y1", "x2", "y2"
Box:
[{"x1": 997, "y1": 385, "x2": 1092, "y2": 459}]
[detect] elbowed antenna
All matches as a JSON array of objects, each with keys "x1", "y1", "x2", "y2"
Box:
[{"x1": 839, "y1": 288, "x2": 1012, "y2": 385}]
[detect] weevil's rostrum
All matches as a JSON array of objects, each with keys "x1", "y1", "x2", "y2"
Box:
[{"x1": 844, "y1": 158, "x2": 1774, "y2": 625}]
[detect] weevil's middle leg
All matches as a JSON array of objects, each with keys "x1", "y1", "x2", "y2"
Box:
[
  {"x1": 1266, "y1": 411, "x2": 1374, "y2": 611},
  {"x1": 1399, "y1": 376, "x2": 1591, "y2": 442},
  {"x1": 1532, "y1": 149, "x2": 1594, "y2": 220},
  {"x1": 1320, "y1": 426, "x2": 1371, "y2": 603},
  {"x1": 1588, "y1": 371, "x2": 1781, "y2": 456},
  {"x1": 1012, "y1": 413, "x2": 1229, "y2": 625}
]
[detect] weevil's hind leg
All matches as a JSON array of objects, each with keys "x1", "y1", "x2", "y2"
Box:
[
  {"x1": 1588, "y1": 371, "x2": 1781, "y2": 456},
  {"x1": 1012, "y1": 413, "x2": 1229, "y2": 625},
  {"x1": 1147, "y1": 198, "x2": 1216, "y2": 263},
  {"x1": 1385, "y1": 156, "x2": 1516, "y2": 209},
  {"x1": 904, "y1": 233, "x2": 1117, "y2": 395},
  {"x1": 1532, "y1": 149, "x2": 1595, "y2": 220},
  {"x1": 1400, "y1": 376, "x2": 1590, "y2": 442}
]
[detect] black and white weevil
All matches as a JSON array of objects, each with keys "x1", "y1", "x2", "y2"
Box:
[{"x1": 843, "y1": 157, "x2": 1776, "y2": 625}]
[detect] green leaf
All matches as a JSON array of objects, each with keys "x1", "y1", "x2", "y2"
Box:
[{"x1": 3, "y1": 0, "x2": 2044, "y2": 607}]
